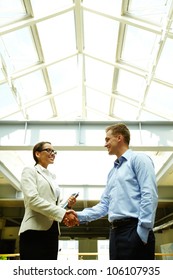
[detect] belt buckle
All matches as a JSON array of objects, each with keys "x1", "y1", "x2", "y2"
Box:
[
  {"x1": 112, "y1": 225, "x2": 118, "y2": 229},
  {"x1": 111, "y1": 218, "x2": 127, "y2": 229},
  {"x1": 111, "y1": 220, "x2": 119, "y2": 229}
]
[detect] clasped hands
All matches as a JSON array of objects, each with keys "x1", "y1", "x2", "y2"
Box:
[
  {"x1": 62, "y1": 194, "x2": 79, "y2": 227},
  {"x1": 62, "y1": 209, "x2": 79, "y2": 227}
]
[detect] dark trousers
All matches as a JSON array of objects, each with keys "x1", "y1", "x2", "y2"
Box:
[
  {"x1": 109, "y1": 220, "x2": 155, "y2": 260},
  {"x1": 19, "y1": 221, "x2": 59, "y2": 260}
]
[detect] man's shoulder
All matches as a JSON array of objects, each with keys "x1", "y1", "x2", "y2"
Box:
[
  {"x1": 128, "y1": 150, "x2": 150, "y2": 159},
  {"x1": 129, "y1": 151, "x2": 153, "y2": 168}
]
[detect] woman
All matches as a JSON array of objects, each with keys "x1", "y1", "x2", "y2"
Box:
[{"x1": 19, "y1": 141, "x2": 78, "y2": 260}]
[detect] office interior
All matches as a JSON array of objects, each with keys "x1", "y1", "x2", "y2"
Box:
[{"x1": 0, "y1": 0, "x2": 173, "y2": 259}]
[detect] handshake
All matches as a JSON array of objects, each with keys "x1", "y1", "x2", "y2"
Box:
[
  {"x1": 62, "y1": 209, "x2": 79, "y2": 227},
  {"x1": 62, "y1": 193, "x2": 79, "y2": 227}
]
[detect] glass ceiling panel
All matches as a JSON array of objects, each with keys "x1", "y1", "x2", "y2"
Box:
[
  {"x1": 170, "y1": 21, "x2": 173, "y2": 33},
  {"x1": 155, "y1": 38, "x2": 173, "y2": 84},
  {"x1": 37, "y1": 11, "x2": 76, "y2": 61},
  {"x1": 83, "y1": 10, "x2": 119, "y2": 61},
  {"x1": 0, "y1": 0, "x2": 26, "y2": 27},
  {"x1": 26, "y1": 99, "x2": 53, "y2": 120},
  {"x1": 13, "y1": 71, "x2": 47, "y2": 103},
  {"x1": 86, "y1": 110, "x2": 115, "y2": 121},
  {"x1": 0, "y1": 38, "x2": 14, "y2": 74},
  {"x1": 117, "y1": 70, "x2": 146, "y2": 101},
  {"x1": 0, "y1": 83, "x2": 18, "y2": 117},
  {"x1": 85, "y1": 56, "x2": 114, "y2": 92},
  {"x1": 121, "y1": 25, "x2": 159, "y2": 70},
  {"x1": 127, "y1": 0, "x2": 172, "y2": 25},
  {"x1": 2, "y1": 111, "x2": 24, "y2": 120},
  {"x1": 83, "y1": 0, "x2": 122, "y2": 16},
  {"x1": 1, "y1": 27, "x2": 39, "y2": 72},
  {"x1": 0, "y1": 0, "x2": 173, "y2": 125},
  {"x1": 30, "y1": 0, "x2": 73, "y2": 17},
  {"x1": 113, "y1": 99, "x2": 138, "y2": 120},
  {"x1": 140, "y1": 109, "x2": 167, "y2": 121},
  {"x1": 54, "y1": 88, "x2": 81, "y2": 119},
  {"x1": 0, "y1": 68, "x2": 4, "y2": 80},
  {"x1": 86, "y1": 88, "x2": 110, "y2": 115},
  {"x1": 145, "y1": 81, "x2": 173, "y2": 118},
  {"x1": 47, "y1": 56, "x2": 78, "y2": 92}
]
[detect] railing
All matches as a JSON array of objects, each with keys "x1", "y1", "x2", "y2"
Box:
[
  {"x1": 0, "y1": 253, "x2": 20, "y2": 260},
  {"x1": 0, "y1": 252, "x2": 173, "y2": 259}
]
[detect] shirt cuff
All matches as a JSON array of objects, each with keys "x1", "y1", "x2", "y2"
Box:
[{"x1": 76, "y1": 211, "x2": 88, "y2": 223}]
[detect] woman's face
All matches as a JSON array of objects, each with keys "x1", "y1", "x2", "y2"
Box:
[{"x1": 35, "y1": 143, "x2": 57, "y2": 168}]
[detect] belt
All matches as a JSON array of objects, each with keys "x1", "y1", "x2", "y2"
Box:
[{"x1": 111, "y1": 218, "x2": 138, "y2": 229}]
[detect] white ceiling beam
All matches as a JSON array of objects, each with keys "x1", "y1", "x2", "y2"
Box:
[
  {"x1": 0, "y1": 121, "x2": 173, "y2": 149},
  {"x1": 74, "y1": 0, "x2": 86, "y2": 119},
  {"x1": 157, "y1": 153, "x2": 173, "y2": 184},
  {"x1": 0, "y1": 161, "x2": 21, "y2": 191}
]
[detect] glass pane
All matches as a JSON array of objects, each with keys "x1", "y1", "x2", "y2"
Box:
[
  {"x1": 117, "y1": 70, "x2": 145, "y2": 101},
  {"x1": 30, "y1": 0, "x2": 73, "y2": 17},
  {"x1": 85, "y1": 57, "x2": 114, "y2": 92},
  {"x1": 128, "y1": 0, "x2": 172, "y2": 25},
  {"x1": 83, "y1": 0, "x2": 122, "y2": 16},
  {"x1": 1, "y1": 111, "x2": 25, "y2": 121},
  {"x1": 155, "y1": 38, "x2": 173, "y2": 84},
  {"x1": 121, "y1": 25, "x2": 159, "y2": 70},
  {"x1": 0, "y1": 68, "x2": 5, "y2": 80},
  {"x1": 113, "y1": 99, "x2": 138, "y2": 120},
  {"x1": 86, "y1": 88, "x2": 110, "y2": 114},
  {"x1": 139, "y1": 110, "x2": 166, "y2": 121},
  {"x1": 84, "y1": 10, "x2": 119, "y2": 61},
  {"x1": 2, "y1": 27, "x2": 39, "y2": 72},
  {"x1": 145, "y1": 81, "x2": 173, "y2": 117},
  {"x1": 13, "y1": 71, "x2": 47, "y2": 103},
  {"x1": 37, "y1": 12, "x2": 76, "y2": 61},
  {"x1": 26, "y1": 100, "x2": 53, "y2": 120},
  {"x1": 86, "y1": 109, "x2": 114, "y2": 121},
  {"x1": 0, "y1": 0, "x2": 26, "y2": 27},
  {"x1": 54, "y1": 88, "x2": 81, "y2": 118},
  {"x1": 48, "y1": 56, "x2": 78, "y2": 92},
  {"x1": 0, "y1": 84, "x2": 18, "y2": 116}
]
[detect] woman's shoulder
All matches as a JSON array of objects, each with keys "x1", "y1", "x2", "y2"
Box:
[{"x1": 22, "y1": 165, "x2": 36, "y2": 174}]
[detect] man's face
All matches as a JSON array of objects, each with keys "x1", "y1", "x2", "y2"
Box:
[{"x1": 104, "y1": 130, "x2": 120, "y2": 155}]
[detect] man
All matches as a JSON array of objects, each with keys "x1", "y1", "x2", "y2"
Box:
[{"x1": 76, "y1": 123, "x2": 158, "y2": 260}]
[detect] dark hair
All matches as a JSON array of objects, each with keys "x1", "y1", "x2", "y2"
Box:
[
  {"x1": 106, "y1": 123, "x2": 130, "y2": 145},
  {"x1": 33, "y1": 141, "x2": 51, "y2": 165}
]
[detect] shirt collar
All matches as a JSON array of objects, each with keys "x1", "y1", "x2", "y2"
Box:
[
  {"x1": 37, "y1": 164, "x2": 51, "y2": 176},
  {"x1": 37, "y1": 164, "x2": 47, "y2": 172},
  {"x1": 114, "y1": 149, "x2": 132, "y2": 166}
]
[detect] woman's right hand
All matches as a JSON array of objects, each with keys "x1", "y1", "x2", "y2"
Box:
[{"x1": 62, "y1": 210, "x2": 79, "y2": 227}]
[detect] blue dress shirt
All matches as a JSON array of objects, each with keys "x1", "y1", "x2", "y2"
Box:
[{"x1": 77, "y1": 149, "x2": 158, "y2": 243}]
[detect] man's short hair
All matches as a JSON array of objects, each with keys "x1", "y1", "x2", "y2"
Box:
[{"x1": 106, "y1": 123, "x2": 130, "y2": 145}]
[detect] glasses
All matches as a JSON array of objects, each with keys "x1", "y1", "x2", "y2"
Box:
[{"x1": 40, "y1": 148, "x2": 57, "y2": 155}]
